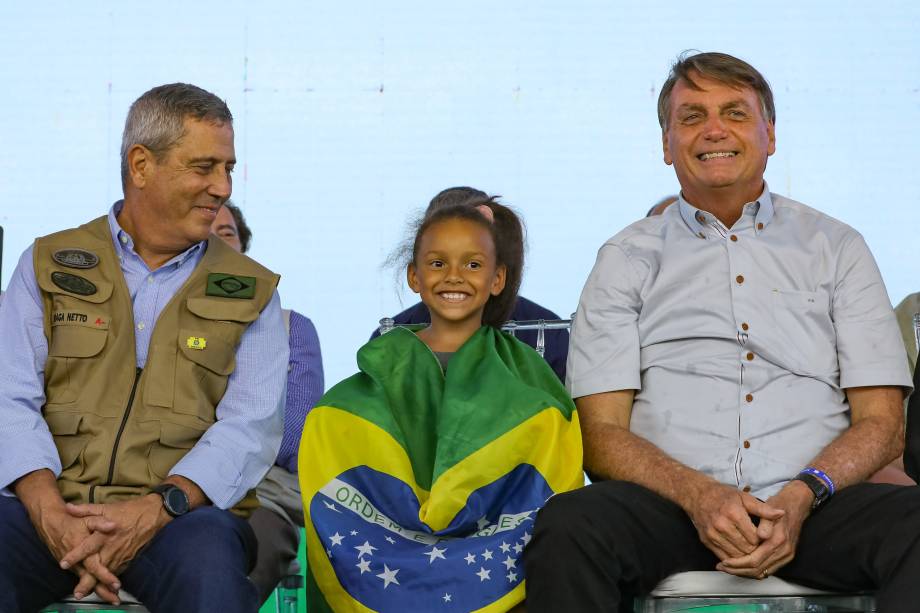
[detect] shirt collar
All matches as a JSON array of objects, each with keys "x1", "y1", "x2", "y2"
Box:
[
  {"x1": 108, "y1": 200, "x2": 205, "y2": 269},
  {"x1": 678, "y1": 183, "x2": 774, "y2": 238}
]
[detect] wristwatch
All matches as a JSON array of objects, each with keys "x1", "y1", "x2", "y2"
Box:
[
  {"x1": 793, "y1": 472, "x2": 831, "y2": 509},
  {"x1": 152, "y1": 483, "x2": 190, "y2": 517}
]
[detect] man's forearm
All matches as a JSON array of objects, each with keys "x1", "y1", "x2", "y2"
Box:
[
  {"x1": 807, "y1": 387, "x2": 905, "y2": 491},
  {"x1": 13, "y1": 469, "x2": 66, "y2": 518},
  {"x1": 584, "y1": 420, "x2": 717, "y2": 513}
]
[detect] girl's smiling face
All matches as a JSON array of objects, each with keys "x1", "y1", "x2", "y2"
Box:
[{"x1": 408, "y1": 217, "x2": 506, "y2": 334}]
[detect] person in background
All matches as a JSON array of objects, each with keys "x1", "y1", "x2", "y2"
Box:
[
  {"x1": 524, "y1": 51, "x2": 916, "y2": 611},
  {"x1": 894, "y1": 292, "x2": 919, "y2": 375},
  {"x1": 211, "y1": 201, "x2": 324, "y2": 604},
  {"x1": 373, "y1": 186, "x2": 569, "y2": 382},
  {"x1": 646, "y1": 194, "x2": 678, "y2": 217},
  {"x1": 0, "y1": 83, "x2": 287, "y2": 612}
]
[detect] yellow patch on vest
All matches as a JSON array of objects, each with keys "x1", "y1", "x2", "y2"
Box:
[{"x1": 186, "y1": 336, "x2": 207, "y2": 350}]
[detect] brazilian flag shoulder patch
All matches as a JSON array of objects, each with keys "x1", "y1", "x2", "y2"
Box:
[{"x1": 206, "y1": 273, "x2": 256, "y2": 299}]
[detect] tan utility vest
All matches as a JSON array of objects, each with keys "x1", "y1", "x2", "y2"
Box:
[{"x1": 34, "y1": 216, "x2": 279, "y2": 517}]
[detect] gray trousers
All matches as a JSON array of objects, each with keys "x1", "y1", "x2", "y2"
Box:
[{"x1": 249, "y1": 465, "x2": 304, "y2": 604}]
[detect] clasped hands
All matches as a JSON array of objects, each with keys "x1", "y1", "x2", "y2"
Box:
[
  {"x1": 41, "y1": 495, "x2": 169, "y2": 604},
  {"x1": 687, "y1": 481, "x2": 813, "y2": 580}
]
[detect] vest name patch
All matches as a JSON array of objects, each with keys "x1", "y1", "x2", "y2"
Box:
[
  {"x1": 206, "y1": 273, "x2": 256, "y2": 299},
  {"x1": 186, "y1": 337, "x2": 207, "y2": 350},
  {"x1": 53, "y1": 311, "x2": 88, "y2": 324},
  {"x1": 52, "y1": 248, "x2": 99, "y2": 269},
  {"x1": 51, "y1": 271, "x2": 97, "y2": 296}
]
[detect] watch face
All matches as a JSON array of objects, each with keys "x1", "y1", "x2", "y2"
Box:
[{"x1": 165, "y1": 487, "x2": 190, "y2": 515}]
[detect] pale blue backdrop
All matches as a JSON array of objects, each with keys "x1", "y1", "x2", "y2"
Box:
[{"x1": 1, "y1": 1, "x2": 917, "y2": 385}]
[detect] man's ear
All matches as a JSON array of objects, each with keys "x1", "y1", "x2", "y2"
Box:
[
  {"x1": 767, "y1": 121, "x2": 776, "y2": 157},
  {"x1": 662, "y1": 129, "x2": 673, "y2": 166},
  {"x1": 490, "y1": 264, "x2": 507, "y2": 296},
  {"x1": 407, "y1": 264, "x2": 421, "y2": 294},
  {"x1": 127, "y1": 145, "x2": 154, "y2": 189}
]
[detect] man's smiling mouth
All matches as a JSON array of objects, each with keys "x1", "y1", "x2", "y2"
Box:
[{"x1": 698, "y1": 151, "x2": 738, "y2": 161}]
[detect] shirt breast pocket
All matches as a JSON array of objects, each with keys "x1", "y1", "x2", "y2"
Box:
[{"x1": 770, "y1": 289, "x2": 837, "y2": 376}]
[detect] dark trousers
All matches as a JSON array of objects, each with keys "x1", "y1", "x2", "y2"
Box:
[
  {"x1": 247, "y1": 506, "x2": 299, "y2": 604},
  {"x1": 0, "y1": 496, "x2": 259, "y2": 613},
  {"x1": 523, "y1": 481, "x2": 920, "y2": 613}
]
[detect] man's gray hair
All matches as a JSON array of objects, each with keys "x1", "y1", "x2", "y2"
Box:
[{"x1": 120, "y1": 83, "x2": 232, "y2": 187}]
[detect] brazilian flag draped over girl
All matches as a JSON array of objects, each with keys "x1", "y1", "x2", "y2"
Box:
[{"x1": 298, "y1": 325, "x2": 582, "y2": 612}]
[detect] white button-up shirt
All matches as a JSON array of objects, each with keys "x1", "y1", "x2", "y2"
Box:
[{"x1": 569, "y1": 186, "x2": 912, "y2": 498}]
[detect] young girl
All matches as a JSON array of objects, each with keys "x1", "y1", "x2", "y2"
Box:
[{"x1": 299, "y1": 199, "x2": 583, "y2": 613}]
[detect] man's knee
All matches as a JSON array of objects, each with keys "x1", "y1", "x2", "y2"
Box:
[{"x1": 150, "y1": 507, "x2": 257, "y2": 576}]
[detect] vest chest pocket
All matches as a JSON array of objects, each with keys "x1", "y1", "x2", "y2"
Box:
[
  {"x1": 46, "y1": 319, "x2": 109, "y2": 406},
  {"x1": 172, "y1": 328, "x2": 237, "y2": 422},
  {"x1": 45, "y1": 412, "x2": 90, "y2": 472},
  {"x1": 170, "y1": 297, "x2": 260, "y2": 422}
]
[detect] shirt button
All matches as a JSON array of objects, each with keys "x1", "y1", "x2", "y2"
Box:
[
  {"x1": 698, "y1": 232, "x2": 705, "y2": 239},
  {"x1": 730, "y1": 234, "x2": 738, "y2": 242},
  {"x1": 746, "y1": 352, "x2": 755, "y2": 361},
  {"x1": 147, "y1": 277, "x2": 154, "y2": 285},
  {"x1": 736, "y1": 275, "x2": 745, "y2": 284},
  {"x1": 746, "y1": 393, "x2": 754, "y2": 403},
  {"x1": 743, "y1": 440, "x2": 751, "y2": 449},
  {"x1": 757, "y1": 222, "x2": 764, "y2": 230},
  {"x1": 741, "y1": 322, "x2": 749, "y2": 331},
  {"x1": 137, "y1": 322, "x2": 145, "y2": 331},
  {"x1": 696, "y1": 212, "x2": 705, "y2": 223},
  {"x1": 743, "y1": 485, "x2": 752, "y2": 493},
  {"x1": 120, "y1": 235, "x2": 128, "y2": 244}
]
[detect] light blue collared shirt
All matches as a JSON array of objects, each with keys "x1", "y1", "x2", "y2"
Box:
[
  {"x1": 568, "y1": 185, "x2": 912, "y2": 499},
  {"x1": 0, "y1": 203, "x2": 288, "y2": 508}
]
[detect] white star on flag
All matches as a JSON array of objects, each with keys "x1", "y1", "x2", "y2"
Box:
[
  {"x1": 521, "y1": 531, "x2": 532, "y2": 545},
  {"x1": 323, "y1": 501, "x2": 341, "y2": 513},
  {"x1": 350, "y1": 530, "x2": 358, "y2": 536},
  {"x1": 507, "y1": 570, "x2": 518, "y2": 582},
  {"x1": 356, "y1": 558, "x2": 371, "y2": 574},
  {"x1": 513, "y1": 543, "x2": 523, "y2": 554},
  {"x1": 465, "y1": 552, "x2": 476, "y2": 565},
  {"x1": 377, "y1": 564, "x2": 400, "y2": 589},
  {"x1": 329, "y1": 532, "x2": 344, "y2": 547},
  {"x1": 355, "y1": 541, "x2": 378, "y2": 557},
  {"x1": 425, "y1": 546, "x2": 447, "y2": 564},
  {"x1": 476, "y1": 516, "x2": 490, "y2": 530},
  {"x1": 482, "y1": 549, "x2": 493, "y2": 561},
  {"x1": 325, "y1": 548, "x2": 332, "y2": 558},
  {"x1": 499, "y1": 541, "x2": 511, "y2": 553},
  {"x1": 385, "y1": 536, "x2": 396, "y2": 544},
  {"x1": 476, "y1": 567, "x2": 491, "y2": 582},
  {"x1": 443, "y1": 593, "x2": 452, "y2": 602},
  {"x1": 502, "y1": 556, "x2": 516, "y2": 570}
]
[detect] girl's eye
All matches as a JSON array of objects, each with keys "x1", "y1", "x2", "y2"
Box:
[
  {"x1": 468, "y1": 261, "x2": 481, "y2": 270},
  {"x1": 430, "y1": 260, "x2": 444, "y2": 268}
]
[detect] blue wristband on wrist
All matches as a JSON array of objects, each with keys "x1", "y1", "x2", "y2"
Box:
[{"x1": 800, "y1": 467, "x2": 835, "y2": 496}]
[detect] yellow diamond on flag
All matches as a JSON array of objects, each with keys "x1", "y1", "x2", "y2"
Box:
[{"x1": 186, "y1": 336, "x2": 207, "y2": 350}]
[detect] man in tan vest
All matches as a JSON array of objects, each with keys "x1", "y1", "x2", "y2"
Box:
[{"x1": 0, "y1": 83, "x2": 288, "y2": 612}]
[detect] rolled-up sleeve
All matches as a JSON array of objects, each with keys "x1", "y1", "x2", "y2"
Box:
[
  {"x1": 833, "y1": 232, "x2": 913, "y2": 392},
  {"x1": 0, "y1": 247, "x2": 62, "y2": 492},
  {"x1": 170, "y1": 290, "x2": 289, "y2": 508},
  {"x1": 567, "y1": 242, "x2": 643, "y2": 399}
]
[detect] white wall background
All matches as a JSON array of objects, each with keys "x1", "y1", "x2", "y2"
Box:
[{"x1": 1, "y1": 1, "x2": 918, "y2": 386}]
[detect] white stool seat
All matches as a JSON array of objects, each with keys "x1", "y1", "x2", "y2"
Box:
[
  {"x1": 649, "y1": 570, "x2": 838, "y2": 597},
  {"x1": 42, "y1": 590, "x2": 148, "y2": 612},
  {"x1": 636, "y1": 571, "x2": 876, "y2": 613}
]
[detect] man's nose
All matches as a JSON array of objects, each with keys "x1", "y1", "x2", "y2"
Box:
[
  {"x1": 702, "y1": 115, "x2": 728, "y2": 139},
  {"x1": 209, "y1": 168, "x2": 232, "y2": 200}
]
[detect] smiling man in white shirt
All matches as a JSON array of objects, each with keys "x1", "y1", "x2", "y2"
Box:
[{"x1": 524, "y1": 51, "x2": 915, "y2": 612}]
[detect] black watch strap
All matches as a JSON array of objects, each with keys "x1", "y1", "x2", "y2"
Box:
[
  {"x1": 793, "y1": 472, "x2": 830, "y2": 509},
  {"x1": 152, "y1": 483, "x2": 190, "y2": 517}
]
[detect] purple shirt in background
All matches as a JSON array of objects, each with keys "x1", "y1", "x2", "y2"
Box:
[{"x1": 277, "y1": 310, "x2": 324, "y2": 473}]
